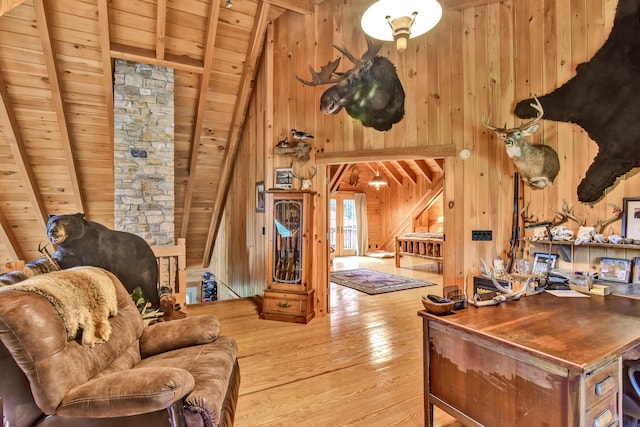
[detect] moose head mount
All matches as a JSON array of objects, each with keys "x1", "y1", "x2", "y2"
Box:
[
  {"x1": 482, "y1": 97, "x2": 560, "y2": 189},
  {"x1": 296, "y1": 38, "x2": 405, "y2": 132}
]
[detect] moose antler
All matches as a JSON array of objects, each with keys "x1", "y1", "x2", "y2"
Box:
[
  {"x1": 549, "y1": 200, "x2": 585, "y2": 227},
  {"x1": 593, "y1": 203, "x2": 622, "y2": 233},
  {"x1": 296, "y1": 38, "x2": 382, "y2": 87},
  {"x1": 296, "y1": 57, "x2": 344, "y2": 86}
]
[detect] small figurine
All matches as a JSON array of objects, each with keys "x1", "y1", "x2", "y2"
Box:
[
  {"x1": 291, "y1": 129, "x2": 314, "y2": 140},
  {"x1": 275, "y1": 137, "x2": 290, "y2": 148}
]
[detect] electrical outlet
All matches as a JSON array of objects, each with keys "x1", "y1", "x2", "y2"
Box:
[{"x1": 471, "y1": 230, "x2": 492, "y2": 241}]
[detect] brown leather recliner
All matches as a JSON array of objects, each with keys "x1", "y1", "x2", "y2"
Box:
[{"x1": 0, "y1": 267, "x2": 240, "y2": 427}]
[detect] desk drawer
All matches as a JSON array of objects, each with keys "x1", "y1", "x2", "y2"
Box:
[
  {"x1": 585, "y1": 393, "x2": 618, "y2": 427},
  {"x1": 585, "y1": 360, "x2": 619, "y2": 408}
]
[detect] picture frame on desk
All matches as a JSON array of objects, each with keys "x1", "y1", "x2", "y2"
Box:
[
  {"x1": 632, "y1": 257, "x2": 640, "y2": 284},
  {"x1": 622, "y1": 197, "x2": 640, "y2": 240},
  {"x1": 600, "y1": 257, "x2": 631, "y2": 283},
  {"x1": 532, "y1": 253, "x2": 558, "y2": 275}
]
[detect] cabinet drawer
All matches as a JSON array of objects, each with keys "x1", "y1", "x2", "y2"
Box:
[
  {"x1": 263, "y1": 294, "x2": 307, "y2": 316},
  {"x1": 585, "y1": 360, "x2": 619, "y2": 408},
  {"x1": 585, "y1": 393, "x2": 618, "y2": 427}
]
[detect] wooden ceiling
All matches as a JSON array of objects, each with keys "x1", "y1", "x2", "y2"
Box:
[
  {"x1": 329, "y1": 159, "x2": 444, "y2": 193},
  {"x1": 0, "y1": 0, "x2": 488, "y2": 270}
]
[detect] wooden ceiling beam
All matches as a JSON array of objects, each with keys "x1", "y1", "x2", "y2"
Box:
[
  {"x1": 397, "y1": 160, "x2": 417, "y2": 184},
  {"x1": 156, "y1": 0, "x2": 167, "y2": 60},
  {"x1": 180, "y1": 0, "x2": 221, "y2": 239},
  {"x1": 266, "y1": 0, "x2": 313, "y2": 14},
  {"x1": 0, "y1": 207, "x2": 22, "y2": 261},
  {"x1": 110, "y1": 43, "x2": 204, "y2": 74},
  {"x1": 415, "y1": 159, "x2": 433, "y2": 185},
  {"x1": 0, "y1": 70, "x2": 48, "y2": 232},
  {"x1": 316, "y1": 144, "x2": 456, "y2": 164},
  {"x1": 97, "y1": 0, "x2": 114, "y2": 146},
  {"x1": 33, "y1": 0, "x2": 85, "y2": 215},
  {"x1": 0, "y1": 0, "x2": 23, "y2": 17},
  {"x1": 378, "y1": 161, "x2": 403, "y2": 186},
  {"x1": 329, "y1": 164, "x2": 349, "y2": 194},
  {"x1": 202, "y1": 1, "x2": 271, "y2": 266}
]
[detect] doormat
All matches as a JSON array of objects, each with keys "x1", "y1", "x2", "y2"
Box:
[{"x1": 330, "y1": 268, "x2": 436, "y2": 295}]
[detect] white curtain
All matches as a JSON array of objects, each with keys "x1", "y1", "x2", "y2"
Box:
[{"x1": 354, "y1": 193, "x2": 368, "y2": 256}]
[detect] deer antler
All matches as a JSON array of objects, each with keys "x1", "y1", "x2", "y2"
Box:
[
  {"x1": 521, "y1": 202, "x2": 537, "y2": 226},
  {"x1": 521, "y1": 201, "x2": 555, "y2": 230},
  {"x1": 481, "y1": 96, "x2": 544, "y2": 133},
  {"x1": 38, "y1": 242, "x2": 61, "y2": 271},
  {"x1": 519, "y1": 96, "x2": 544, "y2": 130},
  {"x1": 290, "y1": 161, "x2": 317, "y2": 182},
  {"x1": 549, "y1": 200, "x2": 585, "y2": 227},
  {"x1": 593, "y1": 203, "x2": 622, "y2": 233}
]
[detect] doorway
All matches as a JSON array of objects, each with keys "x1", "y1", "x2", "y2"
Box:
[{"x1": 330, "y1": 193, "x2": 357, "y2": 257}]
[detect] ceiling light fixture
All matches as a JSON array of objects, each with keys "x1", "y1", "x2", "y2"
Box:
[
  {"x1": 225, "y1": 0, "x2": 233, "y2": 9},
  {"x1": 361, "y1": 0, "x2": 443, "y2": 53},
  {"x1": 369, "y1": 169, "x2": 387, "y2": 190}
]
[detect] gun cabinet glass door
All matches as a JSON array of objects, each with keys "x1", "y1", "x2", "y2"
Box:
[{"x1": 272, "y1": 200, "x2": 303, "y2": 284}]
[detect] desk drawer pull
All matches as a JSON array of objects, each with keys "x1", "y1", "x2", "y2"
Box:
[
  {"x1": 593, "y1": 408, "x2": 615, "y2": 427},
  {"x1": 595, "y1": 376, "x2": 615, "y2": 395},
  {"x1": 276, "y1": 301, "x2": 292, "y2": 308}
]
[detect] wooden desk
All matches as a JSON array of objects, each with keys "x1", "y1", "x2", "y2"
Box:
[{"x1": 419, "y1": 293, "x2": 640, "y2": 426}]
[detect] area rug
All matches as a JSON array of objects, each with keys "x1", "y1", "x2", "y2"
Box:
[{"x1": 330, "y1": 268, "x2": 436, "y2": 295}]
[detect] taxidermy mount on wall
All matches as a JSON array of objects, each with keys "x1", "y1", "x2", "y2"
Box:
[
  {"x1": 482, "y1": 97, "x2": 560, "y2": 189},
  {"x1": 514, "y1": 0, "x2": 640, "y2": 203},
  {"x1": 296, "y1": 37, "x2": 405, "y2": 131}
]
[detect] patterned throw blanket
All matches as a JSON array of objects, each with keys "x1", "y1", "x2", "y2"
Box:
[{"x1": 4, "y1": 266, "x2": 118, "y2": 346}]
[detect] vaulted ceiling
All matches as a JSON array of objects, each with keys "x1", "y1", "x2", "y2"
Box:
[{"x1": 0, "y1": 0, "x2": 489, "y2": 270}]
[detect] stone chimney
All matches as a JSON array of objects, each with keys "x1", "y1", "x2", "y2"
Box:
[{"x1": 113, "y1": 60, "x2": 174, "y2": 245}]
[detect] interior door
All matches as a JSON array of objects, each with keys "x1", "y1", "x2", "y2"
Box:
[{"x1": 330, "y1": 193, "x2": 357, "y2": 257}]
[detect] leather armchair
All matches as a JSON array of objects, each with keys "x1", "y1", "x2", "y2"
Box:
[{"x1": 0, "y1": 267, "x2": 240, "y2": 427}]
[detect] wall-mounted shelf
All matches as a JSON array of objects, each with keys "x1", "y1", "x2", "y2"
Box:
[
  {"x1": 525, "y1": 239, "x2": 640, "y2": 251},
  {"x1": 525, "y1": 239, "x2": 640, "y2": 299}
]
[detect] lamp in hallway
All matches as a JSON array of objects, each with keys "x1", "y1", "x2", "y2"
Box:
[{"x1": 369, "y1": 169, "x2": 387, "y2": 190}]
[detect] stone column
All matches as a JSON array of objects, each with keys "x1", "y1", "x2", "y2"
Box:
[{"x1": 113, "y1": 60, "x2": 174, "y2": 245}]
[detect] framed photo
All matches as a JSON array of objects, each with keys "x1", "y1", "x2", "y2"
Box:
[
  {"x1": 256, "y1": 181, "x2": 265, "y2": 213},
  {"x1": 632, "y1": 257, "x2": 640, "y2": 284},
  {"x1": 274, "y1": 167, "x2": 293, "y2": 189},
  {"x1": 532, "y1": 253, "x2": 558, "y2": 275},
  {"x1": 622, "y1": 197, "x2": 640, "y2": 240},
  {"x1": 599, "y1": 257, "x2": 631, "y2": 283}
]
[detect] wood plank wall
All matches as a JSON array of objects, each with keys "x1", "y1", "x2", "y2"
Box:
[{"x1": 211, "y1": 0, "x2": 639, "y2": 316}]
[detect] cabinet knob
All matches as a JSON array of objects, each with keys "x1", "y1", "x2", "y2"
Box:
[
  {"x1": 595, "y1": 376, "x2": 615, "y2": 395},
  {"x1": 277, "y1": 301, "x2": 291, "y2": 308}
]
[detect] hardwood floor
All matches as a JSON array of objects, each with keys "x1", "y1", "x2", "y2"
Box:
[{"x1": 186, "y1": 256, "x2": 463, "y2": 427}]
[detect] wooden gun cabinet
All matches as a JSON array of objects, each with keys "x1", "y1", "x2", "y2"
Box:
[{"x1": 261, "y1": 190, "x2": 315, "y2": 323}]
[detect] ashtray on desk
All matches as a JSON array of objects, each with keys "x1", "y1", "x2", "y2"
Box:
[{"x1": 422, "y1": 295, "x2": 455, "y2": 315}]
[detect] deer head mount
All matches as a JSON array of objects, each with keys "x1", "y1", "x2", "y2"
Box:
[
  {"x1": 482, "y1": 97, "x2": 560, "y2": 189},
  {"x1": 291, "y1": 162, "x2": 317, "y2": 190},
  {"x1": 296, "y1": 38, "x2": 405, "y2": 131}
]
